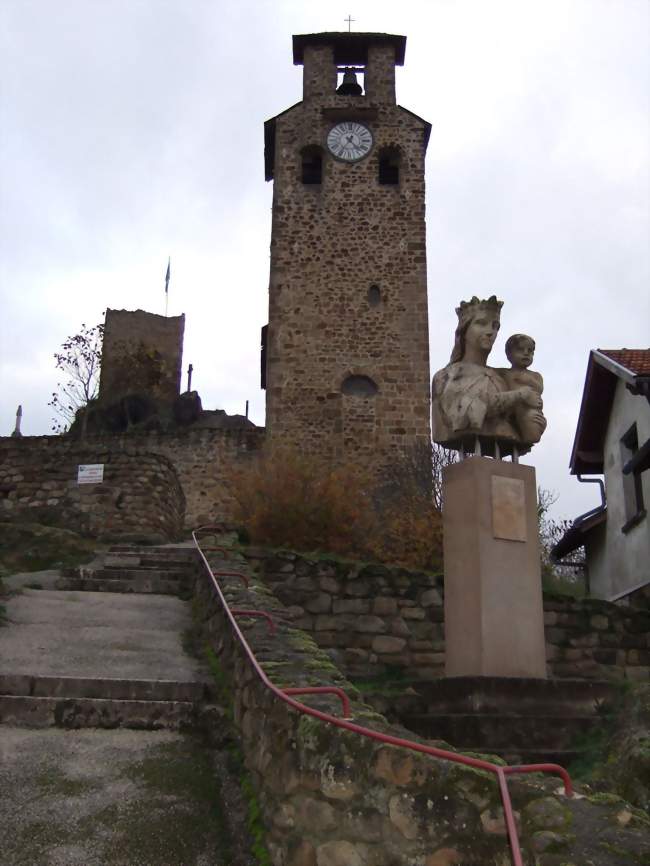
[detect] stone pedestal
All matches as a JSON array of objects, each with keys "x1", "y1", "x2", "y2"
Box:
[{"x1": 442, "y1": 456, "x2": 547, "y2": 679}]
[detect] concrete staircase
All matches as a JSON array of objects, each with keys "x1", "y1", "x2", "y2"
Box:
[
  {"x1": 0, "y1": 544, "x2": 218, "y2": 732},
  {"x1": 0, "y1": 673, "x2": 211, "y2": 730},
  {"x1": 391, "y1": 676, "x2": 621, "y2": 765},
  {"x1": 56, "y1": 545, "x2": 199, "y2": 596}
]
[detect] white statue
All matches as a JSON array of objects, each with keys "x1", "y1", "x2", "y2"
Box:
[{"x1": 431, "y1": 297, "x2": 546, "y2": 456}]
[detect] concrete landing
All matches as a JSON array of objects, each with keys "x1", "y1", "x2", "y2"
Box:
[
  {"x1": 0, "y1": 727, "x2": 233, "y2": 866},
  {"x1": 0, "y1": 588, "x2": 204, "y2": 681}
]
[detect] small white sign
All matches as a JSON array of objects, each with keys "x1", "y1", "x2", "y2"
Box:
[{"x1": 77, "y1": 464, "x2": 104, "y2": 484}]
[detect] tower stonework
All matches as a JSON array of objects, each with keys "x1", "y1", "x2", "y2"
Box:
[{"x1": 264, "y1": 33, "x2": 431, "y2": 468}]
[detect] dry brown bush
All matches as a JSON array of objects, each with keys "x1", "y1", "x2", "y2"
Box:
[
  {"x1": 373, "y1": 441, "x2": 443, "y2": 572},
  {"x1": 226, "y1": 445, "x2": 443, "y2": 572}
]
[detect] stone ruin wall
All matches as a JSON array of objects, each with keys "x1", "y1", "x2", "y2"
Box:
[
  {"x1": 99, "y1": 309, "x2": 185, "y2": 405},
  {"x1": 242, "y1": 548, "x2": 650, "y2": 685},
  {"x1": 193, "y1": 549, "x2": 576, "y2": 866},
  {"x1": 0, "y1": 438, "x2": 184, "y2": 541},
  {"x1": 0, "y1": 428, "x2": 264, "y2": 537}
]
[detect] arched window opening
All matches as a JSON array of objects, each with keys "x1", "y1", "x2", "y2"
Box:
[
  {"x1": 341, "y1": 374, "x2": 379, "y2": 397},
  {"x1": 378, "y1": 147, "x2": 400, "y2": 185},
  {"x1": 301, "y1": 146, "x2": 323, "y2": 185}
]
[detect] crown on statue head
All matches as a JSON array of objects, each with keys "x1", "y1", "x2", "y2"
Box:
[{"x1": 455, "y1": 295, "x2": 504, "y2": 328}]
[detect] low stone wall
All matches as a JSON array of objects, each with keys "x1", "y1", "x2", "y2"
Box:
[
  {"x1": 0, "y1": 427, "x2": 264, "y2": 530},
  {"x1": 242, "y1": 548, "x2": 445, "y2": 680},
  {"x1": 241, "y1": 548, "x2": 650, "y2": 684},
  {"x1": 193, "y1": 552, "x2": 578, "y2": 866},
  {"x1": 0, "y1": 439, "x2": 184, "y2": 541},
  {"x1": 544, "y1": 594, "x2": 650, "y2": 682}
]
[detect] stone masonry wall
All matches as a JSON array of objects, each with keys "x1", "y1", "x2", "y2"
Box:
[
  {"x1": 99, "y1": 308, "x2": 185, "y2": 405},
  {"x1": 0, "y1": 427, "x2": 263, "y2": 532},
  {"x1": 0, "y1": 438, "x2": 184, "y2": 541},
  {"x1": 193, "y1": 547, "x2": 579, "y2": 866},
  {"x1": 544, "y1": 594, "x2": 650, "y2": 682},
  {"x1": 241, "y1": 548, "x2": 650, "y2": 684},
  {"x1": 242, "y1": 547, "x2": 444, "y2": 680}
]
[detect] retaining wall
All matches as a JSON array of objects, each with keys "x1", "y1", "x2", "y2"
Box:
[
  {"x1": 193, "y1": 551, "x2": 576, "y2": 866},
  {"x1": 241, "y1": 548, "x2": 650, "y2": 683}
]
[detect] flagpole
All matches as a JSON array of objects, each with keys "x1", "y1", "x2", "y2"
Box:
[{"x1": 165, "y1": 257, "x2": 170, "y2": 316}]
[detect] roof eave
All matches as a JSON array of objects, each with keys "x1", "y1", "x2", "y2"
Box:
[{"x1": 592, "y1": 349, "x2": 638, "y2": 386}]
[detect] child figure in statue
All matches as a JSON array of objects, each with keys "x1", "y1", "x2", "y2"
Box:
[{"x1": 503, "y1": 334, "x2": 546, "y2": 444}]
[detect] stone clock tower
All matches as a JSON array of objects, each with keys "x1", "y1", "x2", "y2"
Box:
[{"x1": 263, "y1": 32, "x2": 431, "y2": 470}]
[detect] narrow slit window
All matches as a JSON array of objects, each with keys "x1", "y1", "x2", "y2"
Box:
[
  {"x1": 367, "y1": 284, "x2": 381, "y2": 306},
  {"x1": 301, "y1": 147, "x2": 323, "y2": 185},
  {"x1": 378, "y1": 148, "x2": 400, "y2": 185}
]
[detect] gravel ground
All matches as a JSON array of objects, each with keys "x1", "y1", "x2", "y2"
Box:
[{"x1": 0, "y1": 727, "x2": 254, "y2": 866}]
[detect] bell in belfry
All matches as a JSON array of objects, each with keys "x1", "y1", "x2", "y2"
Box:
[{"x1": 336, "y1": 68, "x2": 363, "y2": 96}]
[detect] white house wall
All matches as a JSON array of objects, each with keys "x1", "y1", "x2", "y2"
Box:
[{"x1": 594, "y1": 379, "x2": 650, "y2": 598}]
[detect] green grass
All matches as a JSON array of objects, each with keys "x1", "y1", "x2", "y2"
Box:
[
  {"x1": 204, "y1": 644, "x2": 272, "y2": 865},
  {"x1": 567, "y1": 685, "x2": 629, "y2": 781},
  {"x1": 0, "y1": 520, "x2": 99, "y2": 575},
  {"x1": 349, "y1": 666, "x2": 409, "y2": 698},
  {"x1": 0, "y1": 576, "x2": 8, "y2": 626}
]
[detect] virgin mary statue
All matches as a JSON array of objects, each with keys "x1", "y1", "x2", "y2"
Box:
[{"x1": 431, "y1": 296, "x2": 546, "y2": 456}]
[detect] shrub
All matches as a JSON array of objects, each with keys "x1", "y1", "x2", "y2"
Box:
[
  {"x1": 226, "y1": 445, "x2": 443, "y2": 571},
  {"x1": 227, "y1": 447, "x2": 376, "y2": 557},
  {"x1": 372, "y1": 441, "x2": 443, "y2": 571}
]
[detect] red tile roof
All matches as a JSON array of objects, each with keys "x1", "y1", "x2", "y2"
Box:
[
  {"x1": 569, "y1": 348, "x2": 650, "y2": 475},
  {"x1": 598, "y1": 349, "x2": 650, "y2": 376}
]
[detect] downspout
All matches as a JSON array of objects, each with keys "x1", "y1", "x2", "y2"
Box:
[
  {"x1": 576, "y1": 474, "x2": 606, "y2": 514},
  {"x1": 551, "y1": 476, "x2": 606, "y2": 596},
  {"x1": 575, "y1": 475, "x2": 607, "y2": 596}
]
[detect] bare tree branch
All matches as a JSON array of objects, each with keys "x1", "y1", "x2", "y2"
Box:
[{"x1": 48, "y1": 322, "x2": 104, "y2": 433}]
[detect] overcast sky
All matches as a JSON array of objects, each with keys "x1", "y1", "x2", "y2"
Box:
[{"x1": 1, "y1": 0, "x2": 648, "y2": 521}]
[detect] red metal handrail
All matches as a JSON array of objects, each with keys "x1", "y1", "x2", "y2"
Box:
[
  {"x1": 192, "y1": 531, "x2": 573, "y2": 866},
  {"x1": 213, "y1": 569, "x2": 250, "y2": 587},
  {"x1": 283, "y1": 686, "x2": 352, "y2": 718},
  {"x1": 231, "y1": 608, "x2": 277, "y2": 635}
]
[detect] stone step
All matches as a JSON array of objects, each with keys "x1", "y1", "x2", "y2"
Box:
[
  {"x1": 396, "y1": 676, "x2": 621, "y2": 717},
  {"x1": 108, "y1": 545, "x2": 199, "y2": 561},
  {"x1": 103, "y1": 553, "x2": 200, "y2": 569},
  {"x1": 54, "y1": 576, "x2": 189, "y2": 595},
  {"x1": 0, "y1": 674, "x2": 211, "y2": 703},
  {"x1": 402, "y1": 712, "x2": 605, "y2": 751},
  {"x1": 454, "y1": 746, "x2": 585, "y2": 768},
  {"x1": 0, "y1": 694, "x2": 199, "y2": 730},
  {"x1": 67, "y1": 566, "x2": 192, "y2": 581}
]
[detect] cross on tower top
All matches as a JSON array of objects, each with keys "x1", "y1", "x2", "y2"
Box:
[{"x1": 344, "y1": 14, "x2": 355, "y2": 32}]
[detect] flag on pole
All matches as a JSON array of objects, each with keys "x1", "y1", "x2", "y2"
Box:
[{"x1": 165, "y1": 258, "x2": 171, "y2": 294}]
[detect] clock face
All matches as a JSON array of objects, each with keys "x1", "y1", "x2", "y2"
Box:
[{"x1": 326, "y1": 122, "x2": 373, "y2": 162}]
